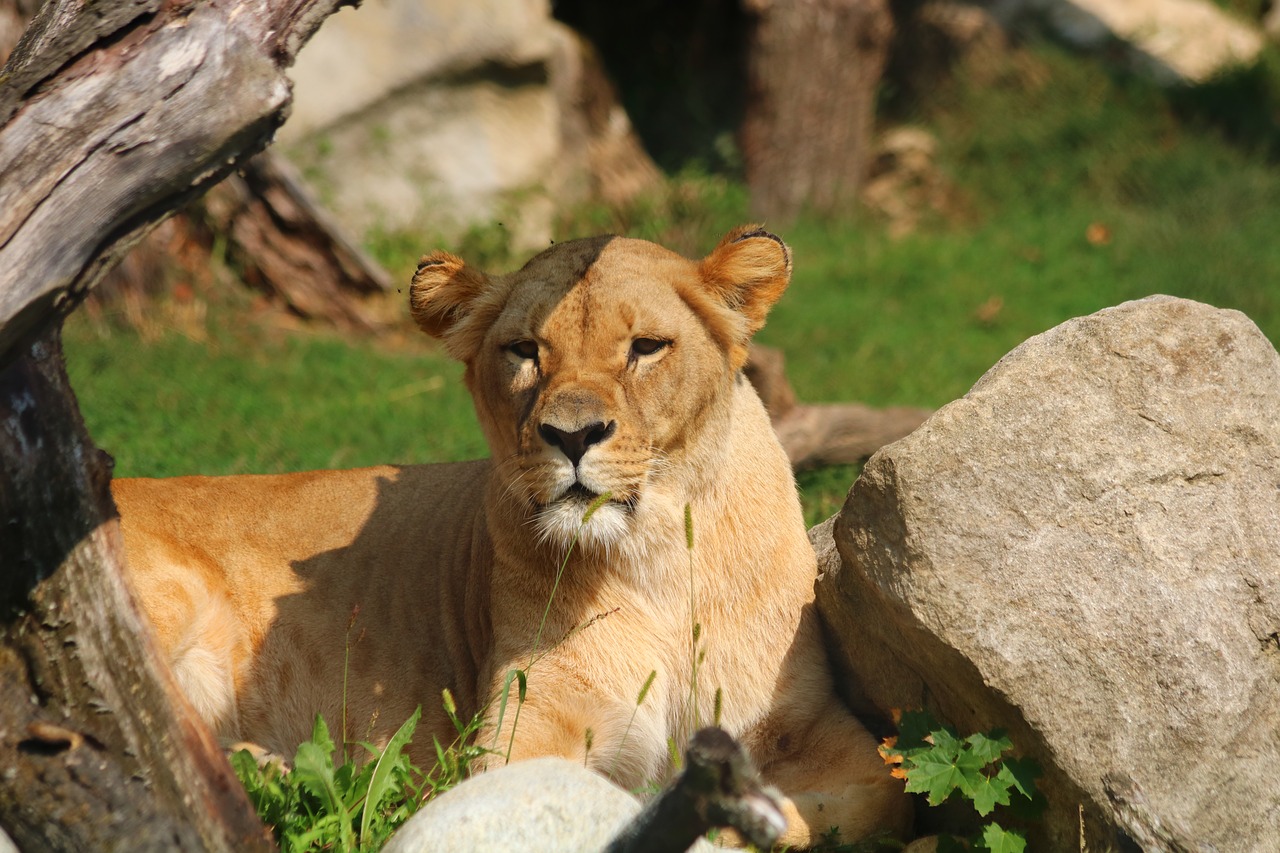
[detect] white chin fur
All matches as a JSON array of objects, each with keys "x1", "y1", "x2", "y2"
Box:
[{"x1": 535, "y1": 498, "x2": 630, "y2": 552}]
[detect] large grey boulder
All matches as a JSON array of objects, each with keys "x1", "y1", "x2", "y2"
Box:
[
  {"x1": 815, "y1": 296, "x2": 1280, "y2": 850},
  {"x1": 277, "y1": 0, "x2": 658, "y2": 247}
]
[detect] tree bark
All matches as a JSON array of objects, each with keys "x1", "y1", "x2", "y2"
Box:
[
  {"x1": 740, "y1": 0, "x2": 895, "y2": 221},
  {"x1": 0, "y1": 329, "x2": 272, "y2": 851},
  {"x1": 198, "y1": 151, "x2": 392, "y2": 330},
  {"x1": 0, "y1": 0, "x2": 353, "y2": 844},
  {"x1": 605, "y1": 727, "x2": 785, "y2": 853}
]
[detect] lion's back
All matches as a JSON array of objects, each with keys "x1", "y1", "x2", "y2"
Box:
[{"x1": 113, "y1": 460, "x2": 494, "y2": 751}]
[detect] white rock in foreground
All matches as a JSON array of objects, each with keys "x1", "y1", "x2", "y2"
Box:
[{"x1": 384, "y1": 757, "x2": 715, "y2": 853}]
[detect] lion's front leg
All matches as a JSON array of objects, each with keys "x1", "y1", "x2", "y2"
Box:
[
  {"x1": 476, "y1": 675, "x2": 669, "y2": 791},
  {"x1": 748, "y1": 695, "x2": 912, "y2": 848}
]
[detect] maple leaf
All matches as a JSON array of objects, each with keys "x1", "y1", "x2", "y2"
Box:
[
  {"x1": 879, "y1": 735, "x2": 901, "y2": 760},
  {"x1": 902, "y1": 753, "x2": 978, "y2": 806},
  {"x1": 975, "y1": 822, "x2": 1027, "y2": 853},
  {"x1": 965, "y1": 730, "x2": 1012, "y2": 766},
  {"x1": 998, "y1": 757, "x2": 1041, "y2": 801},
  {"x1": 966, "y1": 772, "x2": 1013, "y2": 816},
  {"x1": 928, "y1": 726, "x2": 964, "y2": 759},
  {"x1": 895, "y1": 709, "x2": 938, "y2": 752}
]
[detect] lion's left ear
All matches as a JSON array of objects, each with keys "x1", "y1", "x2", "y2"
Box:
[{"x1": 699, "y1": 225, "x2": 792, "y2": 337}]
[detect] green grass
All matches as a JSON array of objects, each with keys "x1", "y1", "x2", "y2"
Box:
[
  {"x1": 65, "y1": 38, "x2": 1280, "y2": 528},
  {"x1": 66, "y1": 314, "x2": 485, "y2": 478}
]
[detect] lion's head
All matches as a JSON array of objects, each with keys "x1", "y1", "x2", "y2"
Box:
[{"x1": 409, "y1": 225, "x2": 790, "y2": 554}]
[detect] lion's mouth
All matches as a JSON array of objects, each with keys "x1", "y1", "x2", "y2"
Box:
[
  {"x1": 562, "y1": 482, "x2": 597, "y2": 502},
  {"x1": 552, "y1": 482, "x2": 637, "y2": 513}
]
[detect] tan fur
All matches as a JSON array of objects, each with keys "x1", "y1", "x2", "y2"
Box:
[{"x1": 113, "y1": 226, "x2": 910, "y2": 847}]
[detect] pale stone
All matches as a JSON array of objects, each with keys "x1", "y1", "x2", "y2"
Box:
[
  {"x1": 277, "y1": 0, "x2": 658, "y2": 248},
  {"x1": 984, "y1": 0, "x2": 1264, "y2": 84},
  {"x1": 281, "y1": 0, "x2": 555, "y2": 144},
  {"x1": 383, "y1": 757, "x2": 714, "y2": 852}
]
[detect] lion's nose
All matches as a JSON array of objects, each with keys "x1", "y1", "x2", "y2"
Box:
[{"x1": 539, "y1": 420, "x2": 616, "y2": 466}]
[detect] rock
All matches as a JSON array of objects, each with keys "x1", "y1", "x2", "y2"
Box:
[
  {"x1": 383, "y1": 757, "x2": 719, "y2": 853},
  {"x1": 985, "y1": 0, "x2": 1264, "y2": 84},
  {"x1": 277, "y1": 0, "x2": 658, "y2": 248},
  {"x1": 1267, "y1": 4, "x2": 1280, "y2": 43},
  {"x1": 815, "y1": 296, "x2": 1280, "y2": 850},
  {"x1": 383, "y1": 758, "x2": 641, "y2": 853},
  {"x1": 862, "y1": 126, "x2": 955, "y2": 239}
]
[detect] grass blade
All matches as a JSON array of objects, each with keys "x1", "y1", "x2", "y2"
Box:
[{"x1": 359, "y1": 705, "x2": 422, "y2": 844}]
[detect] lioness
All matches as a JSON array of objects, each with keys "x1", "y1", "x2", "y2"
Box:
[{"x1": 112, "y1": 226, "x2": 910, "y2": 846}]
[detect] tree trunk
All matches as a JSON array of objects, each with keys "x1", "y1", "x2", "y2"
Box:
[
  {"x1": 740, "y1": 0, "x2": 895, "y2": 221},
  {"x1": 0, "y1": 0, "x2": 352, "y2": 843},
  {"x1": 0, "y1": 329, "x2": 272, "y2": 851}
]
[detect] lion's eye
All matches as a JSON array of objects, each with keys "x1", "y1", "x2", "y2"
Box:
[
  {"x1": 630, "y1": 338, "x2": 669, "y2": 358},
  {"x1": 507, "y1": 340, "x2": 539, "y2": 361}
]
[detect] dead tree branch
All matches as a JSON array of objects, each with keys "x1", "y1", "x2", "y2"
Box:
[{"x1": 745, "y1": 344, "x2": 930, "y2": 469}]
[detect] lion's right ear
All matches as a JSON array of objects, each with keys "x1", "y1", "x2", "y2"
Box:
[{"x1": 409, "y1": 251, "x2": 493, "y2": 357}]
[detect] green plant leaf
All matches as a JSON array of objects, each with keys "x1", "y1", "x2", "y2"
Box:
[
  {"x1": 902, "y1": 754, "x2": 970, "y2": 805},
  {"x1": 360, "y1": 706, "x2": 421, "y2": 844},
  {"x1": 309, "y1": 714, "x2": 336, "y2": 761},
  {"x1": 928, "y1": 726, "x2": 964, "y2": 761},
  {"x1": 967, "y1": 772, "x2": 1014, "y2": 817},
  {"x1": 433, "y1": 737, "x2": 451, "y2": 778},
  {"x1": 292, "y1": 716, "x2": 355, "y2": 853},
  {"x1": 491, "y1": 668, "x2": 522, "y2": 749},
  {"x1": 894, "y1": 710, "x2": 937, "y2": 752},
  {"x1": 965, "y1": 729, "x2": 1013, "y2": 766},
  {"x1": 975, "y1": 822, "x2": 1027, "y2": 853},
  {"x1": 230, "y1": 749, "x2": 263, "y2": 790},
  {"x1": 998, "y1": 756, "x2": 1042, "y2": 801},
  {"x1": 286, "y1": 813, "x2": 344, "y2": 852}
]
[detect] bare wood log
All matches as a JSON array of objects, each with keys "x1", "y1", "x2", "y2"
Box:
[
  {"x1": 746, "y1": 344, "x2": 929, "y2": 469},
  {"x1": 0, "y1": 329, "x2": 273, "y2": 851},
  {"x1": 605, "y1": 727, "x2": 786, "y2": 853},
  {"x1": 199, "y1": 151, "x2": 391, "y2": 330},
  {"x1": 0, "y1": 0, "x2": 354, "y2": 844},
  {"x1": 5, "y1": 0, "x2": 391, "y2": 334},
  {"x1": 741, "y1": 0, "x2": 895, "y2": 220},
  {"x1": 773, "y1": 401, "x2": 932, "y2": 469},
  {"x1": 0, "y1": 0, "x2": 356, "y2": 362}
]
